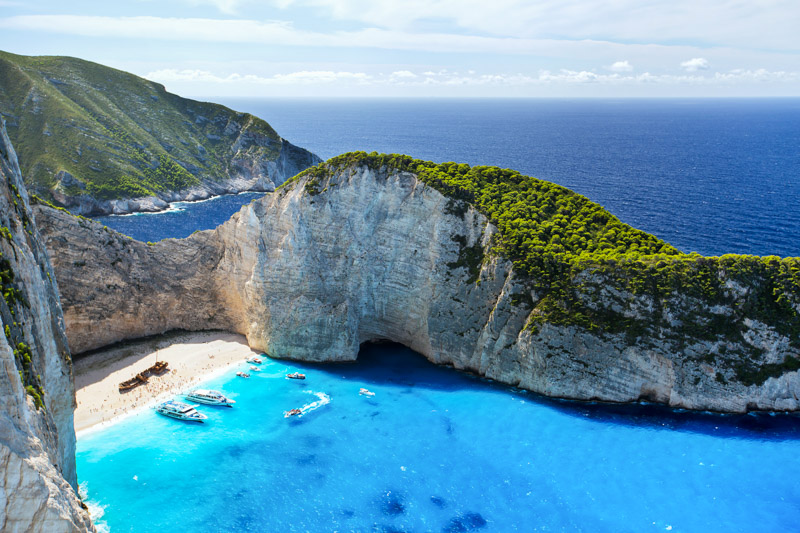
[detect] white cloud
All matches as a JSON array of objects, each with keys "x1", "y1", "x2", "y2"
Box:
[
  {"x1": 390, "y1": 70, "x2": 417, "y2": 78},
  {"x1": 2, "y1": 9, "x2": 798, "y2": 97},
  {"x1": 0, "y1": 15, "x2": 583, "y2": 54},
  {"x1": 536, "y1": 68, "x2": 799, "y2": 85},
  {"x1": 147, "y1": 68, "x2": 371, "y2": 84},
  {"x1": 0, "y1": 16, "x2": 299, "y2": 43},
  {"x1": 187, "y1": 0, "x2": 242, "y2": 14},
  {"x1": 274, "y1": 70, "x2": 371, "y2": 83},
  {"x1": 0, "y1": 14, "x2": 791, "y2": 65},
  {"x1": 608, "y1": 60, "x2": 633, "y2": 72},
  {"x1": 681, "y1": 57, "x2": 709, "y2": 71},
  {"x1": 147, "y1": 67, "x2": 799, "y2": 89},
  {"x1": 145, "y1": 0, "x2": 247, "y2": 14},
  {"x1": 271, "y1": 0, "x2": 800, "y2": 51},
  {"x1": 5, "y1": 14, "x2": 704, "y2": 60}
]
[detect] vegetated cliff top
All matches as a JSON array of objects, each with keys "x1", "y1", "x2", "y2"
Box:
[
  {"x1": 0, "y1": 50, "x2": 296, "y2": 201},
  {"x1": 286, "y1": 152, "x2": 800, "y2": 384}
]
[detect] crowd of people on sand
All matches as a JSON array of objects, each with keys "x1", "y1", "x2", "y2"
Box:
[{"x1": 77, "y1": 347, "x2": 236, "y2": 425}]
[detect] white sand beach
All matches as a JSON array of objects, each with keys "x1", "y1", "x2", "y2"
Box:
[{"x1": 73, "y1": 331, "x2": 259, "y2": 435}]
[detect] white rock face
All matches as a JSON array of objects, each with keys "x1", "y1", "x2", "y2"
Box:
[
  {"x1": 37, "y1": 163, "x2": 800, "y2": 414},
  {"x1": 0, "y1": 121, "x2": 93, "y2": 531}
]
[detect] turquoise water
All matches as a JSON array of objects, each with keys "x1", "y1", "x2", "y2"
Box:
[{"x1": 77, "y1": 344, "x2": 800, "y2": 532}]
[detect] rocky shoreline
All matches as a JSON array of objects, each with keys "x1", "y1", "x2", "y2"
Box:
[
  {"x1": 50, "y1": 175, "x2": 272, "y2": 217},
  {"x1": 48, "y1": 138, "x2": 321, "y2": 217}
]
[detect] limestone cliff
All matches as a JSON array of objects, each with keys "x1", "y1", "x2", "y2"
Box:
[
  {"x1": 0, "y1": 119, "x2": 93, "y2": 531},
  {"x1": 36, "y1": 155, "x2": 800, "y2": 414}
]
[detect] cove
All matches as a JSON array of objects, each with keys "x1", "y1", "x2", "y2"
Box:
[{"x1": 77, "y1": 343, "x2": 800, "y2": 532}]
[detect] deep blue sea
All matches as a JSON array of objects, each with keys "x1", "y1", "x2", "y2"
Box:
[
  {"x1": 78, "y1": 345, "x2": 800, "y2": 533},
  {"x1": 80, "y1": 100, "x2": 800, "y2": 532},
  {"x1": 96, "y1": 98, "x2": 800, "y2": 257}
]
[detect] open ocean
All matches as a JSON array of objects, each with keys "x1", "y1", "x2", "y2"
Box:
[{"x1": 81, "y1": 99, "x2": 800, "y2": 532}]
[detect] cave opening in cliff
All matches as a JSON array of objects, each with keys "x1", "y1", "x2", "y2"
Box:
[{"x1": 344, "y1": 340, "x2": 466, "y2": 392}]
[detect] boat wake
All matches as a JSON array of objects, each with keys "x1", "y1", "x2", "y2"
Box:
[{"x1": 296, "y1": 391, "x2": 331, "y2": 417}]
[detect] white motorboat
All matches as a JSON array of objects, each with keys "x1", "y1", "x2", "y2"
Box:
[
  {"x1": 155, "y1": 400, "x2": 208, "y2": 422},
  {"x1": 249, "y1": 365, "x2": 261, "y2": 372},
  {"x1": 246, "y1": 356, "x2": 263, "y2": 364},
  {"x1": 283, "y1": 391, "x2": 330, "y2": 419},
  {"x1": 185, "y1": 389, "x2": 235, "y2": 407}
]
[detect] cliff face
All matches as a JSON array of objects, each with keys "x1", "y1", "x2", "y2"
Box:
[
  {"x1": 36, "y1": 160, "x2": 800, "y2": 414},
  {"x1": 34, "y1": 209, "x2": 238, "y2": 355},
  {"x1": 0, "y1": 50, "x2": 321, "y2": 215},
  {"x1": 0, "y1": 120, "x2": 93, "y2": 531}
]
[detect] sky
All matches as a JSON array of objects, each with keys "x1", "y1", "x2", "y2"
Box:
[{"x1": 0, "y1": 0, "x2": 798, "y2": 98}]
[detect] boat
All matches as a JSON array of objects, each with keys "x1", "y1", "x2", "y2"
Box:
[
  {"x1": 283, "y1": 391, "x2": 330, "y2": 419},
  {"x1": 236, "y1": 371, "x2": 251, "y2": 378},
  {"x1": 246, "y1": 356, "x2": 263, "y2": 364},
  {"x1": 118, "y1": 372, "x2": 148, "y2": 392},
  {"x1": 154, "y1": 400, "x2": 208, "y2": 422},
  {"x1": 185, "y1": 389, "x2": 235, "y2": 407},
  {"x1": 147, "y1": 361, "x2": 169, "y2": 375},
  {"x1": 359, "y1": 388, "x2": 375, "y2": 397},
  {"x1": 118, "y1": 360, "x2": 169, "y2": 392},
  {"x1": 249, "y1": 365, "x2": 261, "y2": 372},
  {"x1": 286, "y1": 372, "x2": 306, "y2": 380}
]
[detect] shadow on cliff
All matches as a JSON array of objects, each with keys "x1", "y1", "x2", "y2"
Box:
[
  {"x1": 295, "y1": 341, "x2": 480, "y2": 393},
  {"x1": 295, "y1": 341, "x2": 800, "y2": 442}
]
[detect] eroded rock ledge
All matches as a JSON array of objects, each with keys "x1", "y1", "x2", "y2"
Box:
[{"x1": 36, "y1": 157, "x2": 800, "y2": 414}]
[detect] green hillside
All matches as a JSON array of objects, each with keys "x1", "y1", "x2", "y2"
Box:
[{"x1": 0, "y1": 50, "x2": 313, "y2": 202}]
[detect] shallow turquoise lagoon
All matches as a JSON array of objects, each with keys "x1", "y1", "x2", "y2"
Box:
[{"x1": 77, "y1": 344, "x2": 800, "y2": 532}]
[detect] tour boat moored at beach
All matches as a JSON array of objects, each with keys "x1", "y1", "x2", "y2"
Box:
[
  {"x1": 185, "y1": 389, "x2": 235, "y2": 407},
  {"x1": 249, "y1": 365, "x2": 261, "y2": 372},
  {"x1": 287, "y1": 372, "x2": 306, "y2": 380},
  {"x1": 246, "y1": 356, "x2": 263, "y2": 364},
  {"x1": 155, "y1": 400, "x2": 208, "y2": 422},
  {"x1": 237, "y1": 371, "x2": 251, "y2": 378}
]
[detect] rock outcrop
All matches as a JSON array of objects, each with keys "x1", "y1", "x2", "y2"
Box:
[
  {"x1": 0, "y1": 119, "x2": 93, "y2": 531},
  {"x1": 36, "y1": 157, "x2": 800, "y2": 414}
]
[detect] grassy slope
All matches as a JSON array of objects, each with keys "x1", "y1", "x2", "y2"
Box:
[
  {"x1": 289, "y1": 152, "x2": 800, "y2": 386},
  {"x1": 0, "y1": 50, "x2": 283, "y2": 200}
]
